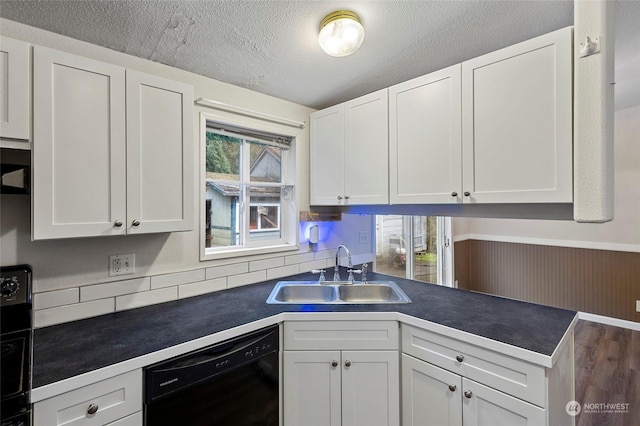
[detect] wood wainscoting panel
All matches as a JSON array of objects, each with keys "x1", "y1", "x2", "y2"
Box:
[{"x1": 454, "y1": 240, "x2": 640, "y2": 322}]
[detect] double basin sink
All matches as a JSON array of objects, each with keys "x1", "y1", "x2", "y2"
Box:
[{"x1": 266, "y1": 280, "x2": 411, "y2": 304}]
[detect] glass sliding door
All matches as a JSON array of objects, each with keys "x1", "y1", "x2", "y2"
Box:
[{"x1": 374, "y1": 215, "x2": 452, "y2": 286}]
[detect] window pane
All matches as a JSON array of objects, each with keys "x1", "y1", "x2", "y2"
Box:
[
  {"x1": 374, "y1": 215, "x2": 439, "y2": 283},
  {"x1": 206, "y1": 132, "x2": 241, "y2": 181},
  {"x1": 413, "y1": 216, "x2": 438, "y2": 283},
  {"x1": 375, "y1": 215, "x2": 409, "y2": 278},
  {"x1": 205, "y1": 183, "x2": 240, "y2": 248},
  {"x1": 249, "y1": 186, "x2": 281, "y2": 241},
  {"x1": 249, "y1": 141, "x2": 282, "y2": 183}
]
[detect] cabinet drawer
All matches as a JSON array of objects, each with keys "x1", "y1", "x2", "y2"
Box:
[
  {"x1": 284, "y1": 321, "x2": 399, "y2": 350},
  {"x1": 34, "y1": 370, "x2": 142, "y2": 426},
  {"x1": 402, "y1": 325, "x2": 545, "y2": 407}
]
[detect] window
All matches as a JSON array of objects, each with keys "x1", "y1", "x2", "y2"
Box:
[
  {"x1": 201, "y1": 115, "x2": 297, "y2": 259},
  {"x1": 374, "y1": 215, "x2": 453, "y2": 286}
]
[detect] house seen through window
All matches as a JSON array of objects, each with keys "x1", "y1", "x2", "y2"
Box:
[{"x1": 204, "y1": 121, "x2": 293, "y2": 252}]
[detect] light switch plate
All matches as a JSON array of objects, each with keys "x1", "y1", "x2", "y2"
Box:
[{"x1": 636, "y1": 300, "x2": 640, "y2": 313}]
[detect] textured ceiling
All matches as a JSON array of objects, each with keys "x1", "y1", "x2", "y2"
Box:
[{"x1": 0, "y1": 0, "x2": 638, "y2": 110}]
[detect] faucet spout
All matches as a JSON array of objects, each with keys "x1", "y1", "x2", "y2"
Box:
[{"x1": 334, "y1": 244, "x2": 352, "y2": 281}]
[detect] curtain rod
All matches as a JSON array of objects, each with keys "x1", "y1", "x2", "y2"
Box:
[{"x1": 195, "y1": 97, "x2": 306, "y2": 129}]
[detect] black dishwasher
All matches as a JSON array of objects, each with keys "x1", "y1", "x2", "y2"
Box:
[{"x1": 144, "y1": 325, "x2": 279, "y2": 425}]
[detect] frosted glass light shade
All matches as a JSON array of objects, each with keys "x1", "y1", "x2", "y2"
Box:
[{"x1": 318, "y1": 11, "x2": 365, "y2": 57}]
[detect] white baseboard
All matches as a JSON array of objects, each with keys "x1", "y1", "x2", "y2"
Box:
[{"x1": 578, "y1": 311, "x2": 640, "y2": 331}]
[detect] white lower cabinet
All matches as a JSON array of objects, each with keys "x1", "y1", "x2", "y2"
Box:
[
  {"x1": 33, "y1": 369, "x2": 142, "y2": 426},
  {"x1": 283, "y1": 321, "x2": 400, "y2": 426},
  {"x1": 402, "y1": 324, "x2": 575, "y2": 426},
  {"x1": 402, "y1": 354, "x2": 545, "y2": 426}
]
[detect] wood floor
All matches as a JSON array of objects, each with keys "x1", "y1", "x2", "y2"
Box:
[{"x1": 574, "y1": 320, "x2": 640, "y2": 426}]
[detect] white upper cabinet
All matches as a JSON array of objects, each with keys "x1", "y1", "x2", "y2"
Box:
[
  {"x1": 310, "y1": 89, "x2": 388, "y2": 206},
  {"x1": 33, "y1": 46, "x2": 127, "y2": 239},
  {"x1": 462, "y1": 27, "x2": 573, "y2": 204},
  {"x1": 389, "y1": 64, "x2": 462, "y2": 204},
  {"x1": 125, "y1": 70, "x2": 193, "y2": 234},
  {"x1": 33, "y1": 45, "x2": 194, "y2": 240},
  {"x1": 310, "y1": 103, "x2": 345, "y2": 206},
  {"x1": 0, "y1": 36, "x2": 31, "y2": 146}
]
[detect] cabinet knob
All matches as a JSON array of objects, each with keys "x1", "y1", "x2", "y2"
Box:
[
  {"x1": 463, "y1": 192, "x2": 471, "y2": 197},
  {"x1": 448, "y1": 384, "x2": 457, "y2": 392},
  {"x1": 132, "y1": 219, "x2": 141, "y2": 227},
  {"x1": 337, "y1": 196, "x2": 343, "y2": 200},
  {"x1": 456, "y1": 355, "x2": 464, "y2": 363},
  {"x1": 331, "y1": 360, "x2": 338, "y2": 367},
  {"x1": 344, "y1": 195, "x2": 349, "y2": 200},
  {"x1": 464, "y1": 391, "x2": 473, "y2": 399},
  {"x1": 87, "y1": 403, "x2": 99, "y2": 415},
  {"x1": 451, "y1": 192, "x2": 458, "y2": 197},
  {"x1": 344, "y1": 360, "x2": 352, "y2": 367},
  {"x1": 114, "y1": 220, "x2": 123, "y2": 227}
]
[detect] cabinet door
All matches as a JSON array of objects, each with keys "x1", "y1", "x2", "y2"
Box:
[
  {"x1": 310, "y1": 104, "x2": 345, "y2": 205},
  {"x1": 0, "y1": 36, "x2": 30, "y2": 144},
  {"x1": 462, "y1": 26, "x2": 572, "y2": 203},
  {"x1": 126, "y1": 70, "x2": 194, "y2": 234},
  {"x1": 33, "y1": 46, "x2": 126, "y2": 239},
  {"x1": 461, "y1": 378, "x2": 545, "y2": 426},
  {"x1": 342, "y1": 350, "x2": 399, "y2": 426},
  {"x1": 344, "y1": 89, "x2": 389, "y2": 205},
  {"x1": 402, "y1": 354, "x2": 462, "y2": 426},
  {"x1": 283, "y1": 350, "x2": 342, "y2": 426},
  {"x1": 389, "y1": 65, "x2": 462, "y2": 204}
]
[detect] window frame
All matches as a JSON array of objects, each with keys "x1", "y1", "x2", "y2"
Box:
[{"x1": 199, "y1": 112, "x2": 300, "y2": 261}]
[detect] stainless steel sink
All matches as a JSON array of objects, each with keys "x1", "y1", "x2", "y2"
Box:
[{"x1": 266, "y1": 280, "x2": 411, "y2": 304}]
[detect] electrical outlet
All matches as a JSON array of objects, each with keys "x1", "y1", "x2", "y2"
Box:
[
  {"x1": 109, "y1": 253, "x2": 135, "y2": 277},
  {"x1": 359, "y1": 231, "x2": 369, "y2": 244},
  {"x1": 636, "y1": 300, "x2": 640, "y2": 313}
]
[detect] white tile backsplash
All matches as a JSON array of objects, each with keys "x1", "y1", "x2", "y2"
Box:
[
  {"x1": 33, "y1": 288, "x2": 79, "y2": 310},
  {"x1": 81, "y1": 277, "x2": 150, "y2": 302},
  {"x1": 266, "y1": 264, "x2": 300, "y2": 280},
  {"x1": 205, "y1": 262, "x2": 248, "y2": 280},
  {"x1": 249, "y1": 257, "x2": 284, "y2": 272},
  {"x1": 227, "y1": 270, "x2": 267, "y2": 289},
  {"x1": 34, "y1": 299, "x2": 114, "y2": 328},
  {"x1": 116, "y1": 287, "x2": 177, "y2": 311},
  {"x1": 150, "y1": 269, "x2": 205, "y2": 290},
  {"x1": 179, "y1": 278, "x2": 227, "y2": 299},
  {"x1": 31, "y1": 244, "x2": 374, "y2": 328},
  {"x1": 285, "y1": 252, "x2": 315, "y2": 266}
]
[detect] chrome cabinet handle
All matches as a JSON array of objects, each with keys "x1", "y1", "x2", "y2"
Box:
[
  {"x1": 463, "y1": 192, "x2": 471, "y2": 197},
  {"x1": 451, "y1": 192, "x2": 458, "y2": 197},
  {"x1": 331, "y1": 360, "x2": 338, "y2": 367},
  {"x1": 114, "y1": 220, "x2": 123, "y2": 227},
  {"x1": 448, "y1": 384, "x2": 457, "y2": 392},
  {"x1": 87, "y1": 403, "x2": 99, "y2": 415},
  {"x1": 456, "y1": 355, "x2": 464, "y2": 363},
  {"x1": 344, "y1": 360, "x2": 352, "y2": 367},
  {"x1": 464, "y1": 390, "x2": 473, "y2": 399},
  {"x1": 131, "y1": 219, "x2": 141, "y2": 227}
]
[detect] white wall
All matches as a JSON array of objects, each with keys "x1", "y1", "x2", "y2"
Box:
[
  {"x1": 463, "y1": 103, "x2": 640, "y2": 252},
  {"x1": 0, "y1": 19, "x2": 374, "y2": 327}
]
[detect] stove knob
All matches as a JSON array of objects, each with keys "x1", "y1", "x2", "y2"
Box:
[{"x1": 1, "y1": 278, "x2": 19, "y2": 297}]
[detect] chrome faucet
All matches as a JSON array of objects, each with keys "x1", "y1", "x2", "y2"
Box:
[{"x1": 334, "y1": 244, "x2": 352, "y2": 281}]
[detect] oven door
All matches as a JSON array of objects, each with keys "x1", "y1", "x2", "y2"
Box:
[{"x1": 1, "y1": 329, "x2": 30, "y2": 423}]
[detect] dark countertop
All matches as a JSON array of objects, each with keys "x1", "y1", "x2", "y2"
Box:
[{"x1": 32, "y1": 270, "x2": 577, "y2": 388}]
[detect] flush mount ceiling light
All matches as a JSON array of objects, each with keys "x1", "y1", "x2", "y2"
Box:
[{"x1": 318, "y1": 10, "x2": 365, "y2": 57}]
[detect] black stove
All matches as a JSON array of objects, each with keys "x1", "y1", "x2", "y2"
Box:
[{"x1": 1, "y1": 265, "x2": 32, "y2": 426}]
